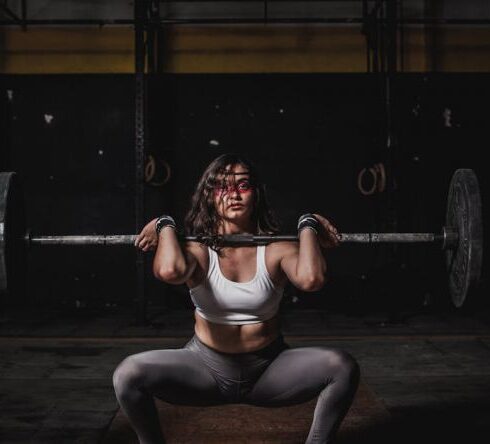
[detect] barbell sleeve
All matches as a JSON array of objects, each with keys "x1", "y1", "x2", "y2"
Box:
[{"x1": 28, "y1": 235, "x2": 137, "y2": 246}]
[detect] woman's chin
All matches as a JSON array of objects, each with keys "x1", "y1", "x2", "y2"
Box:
[{"x1": 222, "y1": 211, "x2": 250, "y2": 222}]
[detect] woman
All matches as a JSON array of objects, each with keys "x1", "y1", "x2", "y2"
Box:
[{"x1": 113, "y1": 153, "x2": 360, "y2": 444}]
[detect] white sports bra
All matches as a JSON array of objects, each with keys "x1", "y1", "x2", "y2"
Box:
[{"x1": 189, "y1": 245, "x2": 285, "y2": 325}]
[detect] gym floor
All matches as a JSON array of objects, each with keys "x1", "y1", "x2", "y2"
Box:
[{"x1": 1, "y1": 306, "x2": 489, "y2": 443}]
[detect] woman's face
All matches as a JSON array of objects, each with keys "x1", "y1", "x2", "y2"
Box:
[{"x1": 213, "y1": 163, "x2": 255, "y2": 224}]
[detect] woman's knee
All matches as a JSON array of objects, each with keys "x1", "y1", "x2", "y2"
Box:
[
  {"x1": 113, "y1": 355, "x2": 145, "y2": 395},
  {"x1": 323, "y1": 348, "x2": 360, "y2": 382}
]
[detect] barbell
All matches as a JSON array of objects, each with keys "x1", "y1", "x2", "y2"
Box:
[{"x1": 0, "y1": 169, "x2": 483, "y2": 308}]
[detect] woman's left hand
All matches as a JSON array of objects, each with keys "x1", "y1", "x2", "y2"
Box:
[{"x1": 312, "y1": 213, "x2": 341, "y2": 249}]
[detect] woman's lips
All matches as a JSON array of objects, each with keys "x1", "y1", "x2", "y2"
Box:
[{"x1": 229, "y1": 204, "x2": 243, "y2": 209}]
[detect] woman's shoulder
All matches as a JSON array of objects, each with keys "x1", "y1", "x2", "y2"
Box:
[
  {"x1": 184, "y1": 241, "x2": 209, "y2": 258},
  {"x1": 266, "y1": 240, "x2": 298, "y2": 259}
]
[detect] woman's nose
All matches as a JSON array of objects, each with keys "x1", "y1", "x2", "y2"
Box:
[{"x1": 229, "y1": 187, "x2": 242, "y2": 199}]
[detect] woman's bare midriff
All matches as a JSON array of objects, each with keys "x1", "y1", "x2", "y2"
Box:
[{"x1": 194, "y1": 311, "x2": 281, "y2": 353}]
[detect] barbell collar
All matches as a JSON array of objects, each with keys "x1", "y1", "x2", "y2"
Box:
[{"x1": 441, "y1": 227, "x2": 459, "y2": 250}]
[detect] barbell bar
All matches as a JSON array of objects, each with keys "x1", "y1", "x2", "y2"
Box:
[
  {"x1": 27, "y1": 232, "x2": 451, "y2": 246},
  {"x1": 0, "y1": 169, "x2": 483, "y2": 308}
]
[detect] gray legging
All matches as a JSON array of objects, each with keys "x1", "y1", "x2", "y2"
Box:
[{"x1": 113, "y1": 334, "x2": 360, "y2": 444}]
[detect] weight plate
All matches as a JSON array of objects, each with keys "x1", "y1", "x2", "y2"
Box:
[
  {"x1": 445, "y1": 169, "x2": 483, "y2": 307},
  {"x1": 0, "y1": 172, "x2": 27, "y2": 300}
]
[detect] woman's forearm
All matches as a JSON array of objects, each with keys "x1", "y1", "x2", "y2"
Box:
[
  {"x1": 152, "y1": 227, "x2": 188, "y2": 278},
  {"x1": 297, "y1": 229, "x2": 327, "y2": 286}
]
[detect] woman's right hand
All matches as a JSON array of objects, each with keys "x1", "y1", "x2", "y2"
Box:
[{"x1": 134, "y1": 217, "x2": 158, "y2": 252}]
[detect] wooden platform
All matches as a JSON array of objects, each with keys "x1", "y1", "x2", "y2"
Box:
[{"x1": 103, "y1": 381, "x2": 390, "y2": 444}]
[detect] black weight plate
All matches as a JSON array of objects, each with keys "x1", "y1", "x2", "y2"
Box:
[
  {"x1": 0, "y1": 172, "x2": 27, "y2": 301},
  {"x1": 445, "y1": 169, "x2": 483, "y2": 308}
]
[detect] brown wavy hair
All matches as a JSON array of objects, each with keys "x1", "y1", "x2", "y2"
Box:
[{"x1": 184, "y1": 153, "x2": 280, "y2": 253}]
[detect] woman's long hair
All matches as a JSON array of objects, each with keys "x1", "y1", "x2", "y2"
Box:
[{"x1": 184, "y1": 153, "x2": 280, "y2": 253}]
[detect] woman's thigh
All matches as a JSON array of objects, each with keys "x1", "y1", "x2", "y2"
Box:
[
  {"x1": 114, "y1": 348, "x2": 225, "y2": 406},
  {"x1": 244, "y1": 346, "x2": 357, "y2": 406}
]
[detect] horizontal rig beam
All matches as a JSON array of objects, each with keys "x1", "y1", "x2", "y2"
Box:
[{"x1": 1, "y1": 18, "x2": 490, "y2": 27}]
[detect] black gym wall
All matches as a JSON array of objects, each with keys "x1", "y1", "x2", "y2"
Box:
[{"x1": 0, "y1": 73, "x2": 488, "y2": 313}]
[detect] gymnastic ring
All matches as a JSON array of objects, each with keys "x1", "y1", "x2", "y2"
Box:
[
  {"x1": 357, "y1": 167, "x2": 377, "y2": 196},
  {"x1": 145, "y1": 155, "x2": 156, "y2": 183},
  {"x1": 148, "y1": 156, "x2": 172, "y2": 187}
]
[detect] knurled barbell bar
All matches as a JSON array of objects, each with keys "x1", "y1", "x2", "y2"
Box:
[{"x1": 0, "y1": 169, "x2": 483, "y2": 308}]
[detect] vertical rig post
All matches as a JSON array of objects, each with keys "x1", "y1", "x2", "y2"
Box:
[{"x1": 134, "y1": 0, "x2": 148, "y2": 324}]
